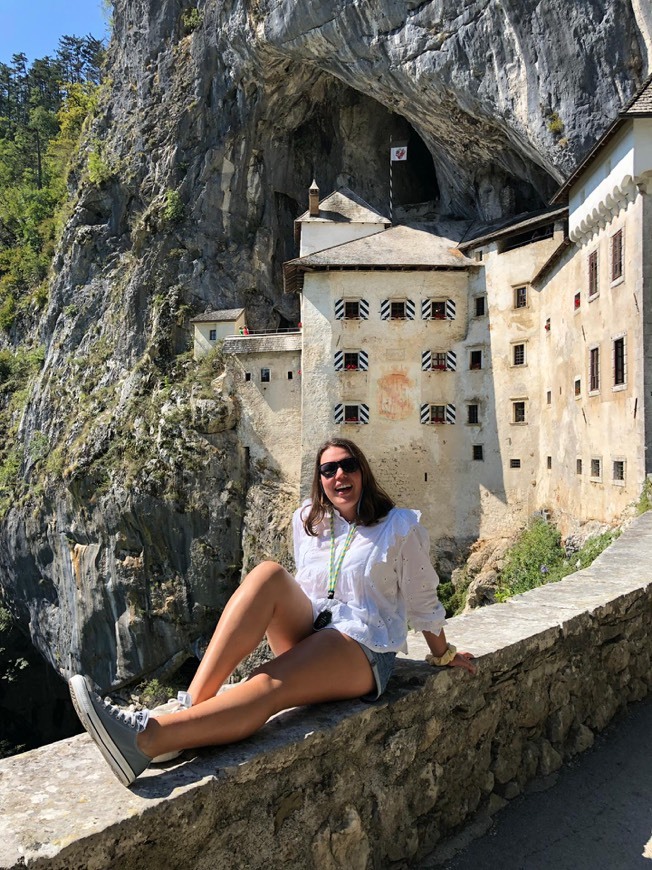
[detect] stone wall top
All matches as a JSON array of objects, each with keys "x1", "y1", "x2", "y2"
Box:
[{"x1": 1, "y1": 512, "x2": 651, "y2": 869}]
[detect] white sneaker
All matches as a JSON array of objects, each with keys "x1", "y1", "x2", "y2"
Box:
[{"x1": 150, "y1": 691, "x2": 192, "y2": 763}]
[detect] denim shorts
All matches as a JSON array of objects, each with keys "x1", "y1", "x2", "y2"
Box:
[
  {"x1": 317, "y1": 626, "x2": 397, "y2": 699},
  {"x1": 357, "y1": 642, "x2": 397, "y2": 700}
]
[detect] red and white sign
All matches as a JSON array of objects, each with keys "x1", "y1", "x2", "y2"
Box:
[{"x1": 390, "y1": 145, "x2": 408, "y2": 161}]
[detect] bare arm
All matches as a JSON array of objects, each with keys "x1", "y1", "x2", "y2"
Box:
[{"x1": 423, "y1": 629, "x2": 477, "y2": 674}]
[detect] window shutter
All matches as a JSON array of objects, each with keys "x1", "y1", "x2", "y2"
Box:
[
  {"x1": 335, "y1": 299, "x2": 345, "y2": 320},
  {"x1": 359, "y1": 404, "x2": 369, "y2": 424},
  {"x1": 359, "y1": 299, "x2": 369, "y2": 319},
  {"x1": 420, "y1": 404, "x2": 431, "y2": 424},
  {"x1": 445, "y1": 299, "x2": 456, "y2": 320},
  {"x1": 421, "y1": 350, "x2": 432, "y2": 371},
  {"x1": 380, "y1": 299, "x2": 390, "y2": 320},
  {"x1": 405, "y1": 299, "x2": 416, "y2": 320},
  {"x1": 421, "y1": 299, "x2": 431, "y2": 320},
  {"x1": 358, "y1": 350, "x2": 369, "y2": 371},
  {"x1": 446, "y1": 350, "x2": 457, "y2": 371},
  {"x1": 334, "y1": 351, "x2": 344, "y2": 371},
  {"x1": 445, "y1": 404, "x2": 456, "y2": 424},
  {"x1": 334, "y1": 404, "x2": 344, "y2": 424}
]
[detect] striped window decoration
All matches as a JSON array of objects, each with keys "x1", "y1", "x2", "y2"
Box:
[
  {"x1": 334, "y1": 349, "x2": 369, "y2": 371},
  {"x1": 335, "y1": 298, "x2": 369, "y2": 319},
  {"x1": 420, "y1": 403, "x2": 456, "y2": 424},
  {"x1": 421, "y1": 299, "x2": 456, "y2": 320},
  {"x1": 380, "y1": 299, "x2": 415, "y2": 320},
  {"x1": 334, "y1": 403, "x2": 370, "y2": 424},
  {"x1": 421, "y1": 350, "x2": 457, "y2": 371}
]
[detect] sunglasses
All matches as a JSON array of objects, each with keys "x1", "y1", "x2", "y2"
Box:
[{"x1": 319, "y1": 457, "x2": 360, "y2": 478}]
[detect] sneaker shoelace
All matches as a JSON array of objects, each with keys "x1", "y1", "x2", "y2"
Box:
[{"x1": 99, "y1": 694, "x2": 150, "y2": 731}]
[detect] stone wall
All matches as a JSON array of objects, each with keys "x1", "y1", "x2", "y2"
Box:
[{"x1": 2, "y1": 511, "x2": 651, "y2": 870}]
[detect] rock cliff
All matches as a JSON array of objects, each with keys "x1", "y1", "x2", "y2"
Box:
[{"x1": 0, "y1": 0, "x2": 650, "y2": 711}]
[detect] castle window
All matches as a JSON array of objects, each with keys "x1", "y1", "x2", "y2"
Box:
[
  {"x1": 432, "y1": 352, "x2": 447, "y2": 370},
  {"x1": 335, "y1": 349, "x2": 368, "y2": 372},
  {"x1": 420, "y1": 403, "x2": 455, "y2": 425},
  {"x1": 336, "y1": 298, "x2": 369, "y2": 320},
  {"x1": 510, "y1": 458, "x2": 521, "y2": 469},
  {"x1": 574, "y1": 291, "x2": 581, "y2": 311},
  {"x1": 244, "y1": 372, "x2": 252, "y2": 382},
  {"x1": 422, "y1": 349, "x2": 456, "y2": 372},
  {"x1": 547, "y1": 456, "x2": 552, "y2": 470},
  {"x1": 512, "y1": 401, "x2": 526, "y2": 424},
  {"x1": 588, "y1": 250, "x2": 599, "y2": 298},
  {"x1": 421, "y1": 298, "x2": 455, "y2": 320},
  {"x1": 381, "y1": 298, "x2": 415, "y2": 320},
  {"x1": 470, "y1": 350, "x2": 483, "y2": 370},
  {"x1": 430, "y1": 301, "x2": 447, "y2": 320},
  {"x1": 545, "y1": 317, "x2": 551, "y2": 333},
  {"x1": 574, "y1": 377, "x2": 581, "y2": 397},
  {"x1": 589, "y1": 346, "x2": 600, "y2": 393},
  {"x1": 429, "y1": 405, "x2": 446, "y2": 424},
  {"x1": 613, "y1": 336, "x2": 626, "y2": 387},
  {"x1": 512, "y1": 343, "x2": 526, "y2": 366},
  {"x1": 209, "y1": 329, "x2": 217, "y2": 341},
  {"x1": 467, "y1": 404, "x2": 479, "y2": 424},
  {"x1": 613, "y1": 459, "x2": 625, "y2": 483},
  {"x1": 472, "y1": 445, "x2": 484, "y2": 461},
  {"x1": 546, "y1": 390, "x2": 552, "y2": 405},
  {"x1": 260, "y1": 368, "x2": 271, "y2": 383},
  {"x1": 514, "y1": 286, "x2": 527, "y2": 309},
  {"x1": 475, "y1": 296, "x2": 486, "y2": 317},
  {"x1": 576, "y1": 458, "x2": 582, "y2": 475},
  {"x1": 334, "y1": 403, "x2": 370, "y2": 425},
  {"x1": 287, "y1": 371, "x2": 293, "y2": 380},
  {"x1": 590, "y1": 457, "x2": 602, "y2": 480},
  {"x1": 344, "y1": 352, "x2": 360, "y2": 371},
  {"x1": 611, "y1": 229, "x2": 623, "y2": 283}
]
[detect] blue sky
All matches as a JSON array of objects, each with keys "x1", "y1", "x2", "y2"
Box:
[{"x1": 0, "y1": 0, "x2": 109, "y2": 66}]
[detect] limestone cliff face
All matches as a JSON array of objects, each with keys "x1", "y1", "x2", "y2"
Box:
[{"x1": 0, "y1": 0, "x2": 650, "y2": 695}]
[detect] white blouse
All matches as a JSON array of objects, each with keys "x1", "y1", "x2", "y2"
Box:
[{"x1": 292, "y1": 503, "x2": 446, "y2": 653}]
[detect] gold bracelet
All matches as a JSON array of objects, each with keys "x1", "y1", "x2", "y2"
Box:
[{"x1": 426, "y1": 644, "x2": 457, "y2": 667}]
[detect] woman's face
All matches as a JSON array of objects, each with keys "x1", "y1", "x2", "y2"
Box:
[{"x1": 319, "y1": 445, "x2": 362, "y2": 522}]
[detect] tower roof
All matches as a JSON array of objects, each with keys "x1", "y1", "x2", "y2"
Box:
[{"x1": 296, "y1": 187, "x2": 390, "y2": 224}]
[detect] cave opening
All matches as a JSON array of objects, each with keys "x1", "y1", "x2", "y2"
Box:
[
  {"x1": 387, "y1": 116, "x2": 440, "y2": 214},
  {"x1": 285, "y1": 83, "x2": 441, "y2": 224}
]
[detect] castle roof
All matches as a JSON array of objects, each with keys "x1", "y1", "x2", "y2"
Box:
[
  {"x1": 296, "y1": 187, "x2": 390, "y2": 224},
  {"x1": 552, "y1": 73, "x2": 652, "y2": 204},
  {"x1": 223, "y1": 333, "x2": 302, "y2": 354},
  {"x1": 284, "y1": 223, "x2": 475, "y2": 293},
  {"x1": 458, "y1": 206, "x2": 567, "y2": 252},
  {"x1": 190, "y1": 308, "x2": 245, "y2": 323}
]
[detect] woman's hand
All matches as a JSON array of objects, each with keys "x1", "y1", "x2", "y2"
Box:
[
  {"x1": 423, "y1": 631, "x2": 477, "y2": 675},
  {"x1": 447, "y1": 651, "x2": 477, "y2": 674}
]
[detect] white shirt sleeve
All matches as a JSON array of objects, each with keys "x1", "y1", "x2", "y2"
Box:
[
  {"x1": 292, "y1": 506, "x2": 306, "y2": 570},
  {"x1": 397, "y1": 523, "x2": 447, "y2": 635}
]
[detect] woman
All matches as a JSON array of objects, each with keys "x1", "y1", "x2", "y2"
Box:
[{"x1": 69, "y1": 438, "x2": 475, "y2": 787}]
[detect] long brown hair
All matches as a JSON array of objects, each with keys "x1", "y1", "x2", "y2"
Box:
[{"x1": 302, "y1": 438, "x2": 395, "y2": 535}]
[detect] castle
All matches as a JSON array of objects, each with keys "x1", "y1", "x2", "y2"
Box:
[{"x1": 194, "y1": 76, "x2": 652, "y2": 556}]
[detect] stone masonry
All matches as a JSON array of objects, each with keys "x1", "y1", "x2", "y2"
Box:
[{"x1": 1, "y1": 512, "x2": 650, "y2": 869}]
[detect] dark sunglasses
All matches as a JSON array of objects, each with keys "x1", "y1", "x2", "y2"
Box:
[{"x1": 319, "y1": 457, "x2": 360, "y2": 478}]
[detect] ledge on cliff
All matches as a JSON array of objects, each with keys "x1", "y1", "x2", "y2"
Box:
[{"x1": 1, "y1": 513, "x2": 651, "y2": 870}]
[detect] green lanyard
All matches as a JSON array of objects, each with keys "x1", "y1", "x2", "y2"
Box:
[{"x1": 327, "y1": 513, "x2": 356, "y2": 599}]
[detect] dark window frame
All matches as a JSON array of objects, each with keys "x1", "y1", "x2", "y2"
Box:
[
  {"x1": 611, "y1": 229, "x2": 623, "y2": 282},
  {"x1": 588, "y1": 250, "x2": 599, "y2": 298}
]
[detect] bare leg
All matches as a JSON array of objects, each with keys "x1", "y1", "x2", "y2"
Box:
[
  {"x1": 186, "y1": 561, "x2": 314, "y2": 704},
  {"x1": 138, "y1": 630, "x2": 374, "y2": 759}
]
